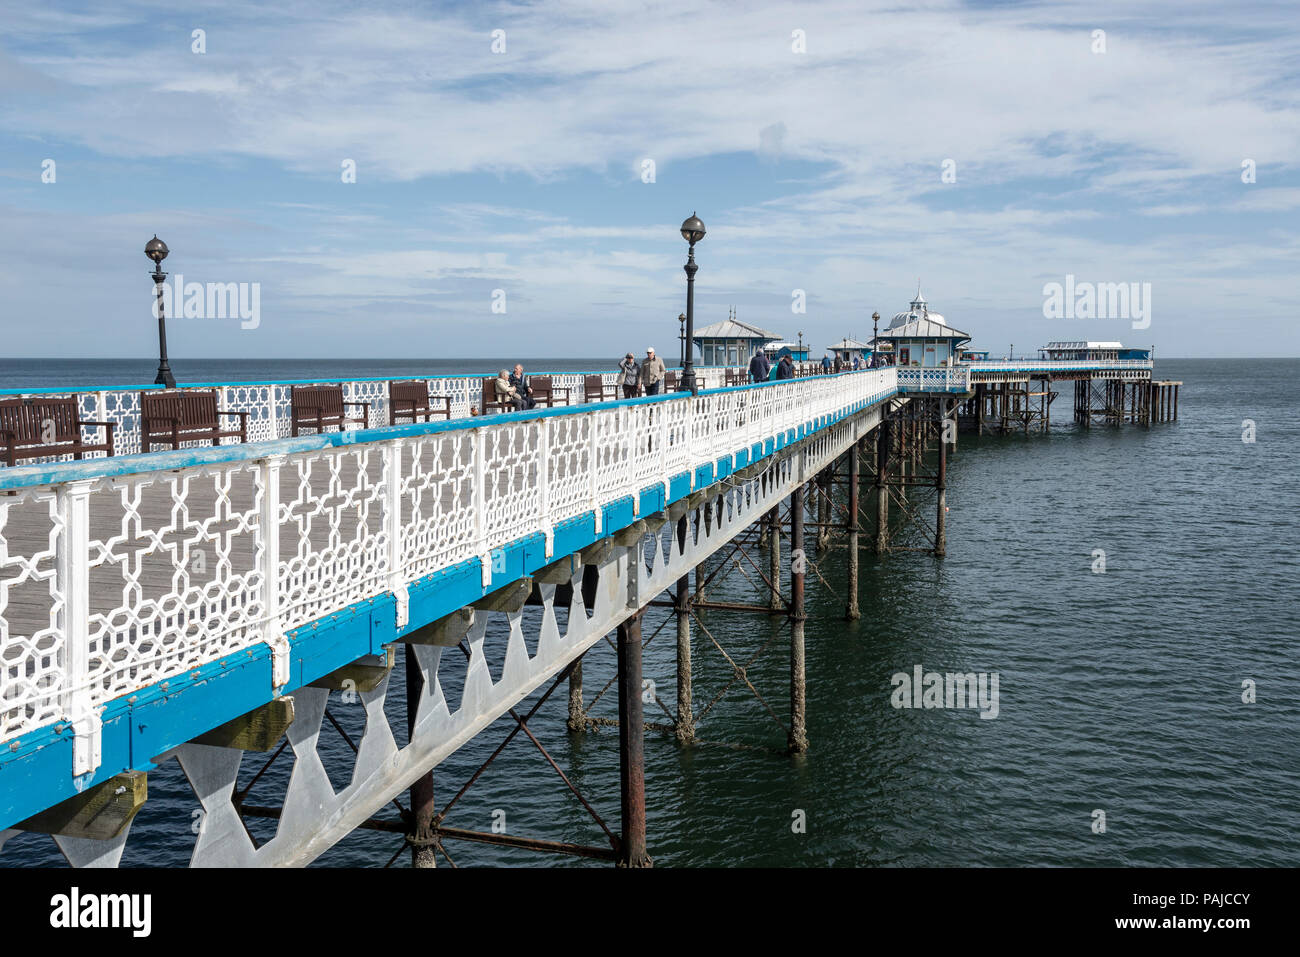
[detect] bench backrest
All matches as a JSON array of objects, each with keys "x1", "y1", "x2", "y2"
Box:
[
  {"x1": 291, "y1": 384, "x2": 345, "y2": 417},
  {"x1": 482, "y1": 376, "x2": 518, "y2": 412},
  {"x1": 390, "y1": 380, "x2": 429, "y2": 406},
  {"x1": 532, "y1": 375, "x2": 554, "y2": 397},
  {"x1": 0, "y1": 395, "x2": 83, "y2": 444},
  {"x1": 583, "y1": 374, "x2": 605, "y2": 400},
  {"x1": 141, "y1": 389, "x2": 219, "y2": 429}
]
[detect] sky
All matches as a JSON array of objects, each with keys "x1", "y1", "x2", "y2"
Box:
[{"x1": 1, "y1": 0, "x2": 1297, "y2": 360}]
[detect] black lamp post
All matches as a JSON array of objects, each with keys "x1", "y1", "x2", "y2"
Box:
[
  {"x1": 678, "y1": 313, "x2": 686, "y2": 368},
  {"x1": 145, "y1": 235, "x2": 176, "y2": 388},
  {"x1": 871, "y1": 311, "x2": 880, "y2": 368},
  {"x1": 679, "y1": 212, "x2": 705, "y2": 394}
]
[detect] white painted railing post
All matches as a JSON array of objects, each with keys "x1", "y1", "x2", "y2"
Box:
[
  {"x1": 474, "y1": 428, "x2": 492, "y2": 586},
  {"x1": 589, "y1": 411, "x2": 602, "y2": 533},
  {"x1": 660, "y1": 402, "x2": 670, "y2": 502},
  {"x1": 538, "y1": 418, "x2": 553, "y2": 557},
  {"x1": 59, "y1": 479, "x2": 99, "y2": 778},
  {"x1": 93, "y1": 392, "x2": 108, "y2": 456},
  {"x1": 384, "y1": 439, "x2": 409, "y2": 628},
  {"x1": 686, "y1": 394, "x2": 696, "y2": 489},
  {"x1": 623, "y1": 404, "x2": 637, "y2": 516},
  {"x1": 260, "y1": 454, "x2": 288, "y2": 687},
  {"x1": 219, "y1": 386, "x2": 233, "y2": 443}
]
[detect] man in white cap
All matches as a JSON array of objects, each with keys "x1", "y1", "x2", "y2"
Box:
[{"x1": 639, "y1": 346, "x2": 666, "y2": 395}]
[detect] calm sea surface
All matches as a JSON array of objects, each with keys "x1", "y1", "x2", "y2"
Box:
[{"x1": 2, "y1": 358, "x2": 1296, "y2": 867}]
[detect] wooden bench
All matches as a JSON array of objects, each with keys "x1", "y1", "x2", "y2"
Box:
[
  {"x1": 290, "y1": 384, "x2": 370, "y2": 436},
  {"x1": 583, "y1": 374, "x2": 617, "y2": 404},
  {"x1": 140, "y1": 389, "x2": 248, "y2": 451},
  {"x1": 388, "y1": 380, "x2": 452, "y2": 425},
  {"x1": 531, "y1": 375, "x2": 570, "y2": 407},
  {"x1": 0, "y1": 395, "x2": 115, "y2": 466},
  {"x1": 480, "y1": 377, "x2": 516, "y2": 415},
  {"x1": 663, "y1": 370, "x2": 678, "y2": 393}
]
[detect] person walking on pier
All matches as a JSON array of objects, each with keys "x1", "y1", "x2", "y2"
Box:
[
  {"x1": 640, "y1": 346, "x2": 666, "y2": 396},
  {"x1": 618, "y1": 352, "x2": 641, "y2": 398},
  {"x1": 509, "y1": 364, "x2": 537, "y2": 409},
  {"x1": 748, "y1": 348, "x2": 771, "y2": 384},
  {"x1": 821, "y1": 352, "x2": 832, "y2": 374},
  {"x1": 776, "y1": 354, "x2": 795, "y2": 380}
]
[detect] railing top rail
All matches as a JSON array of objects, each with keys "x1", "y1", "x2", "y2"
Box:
[
  {"x1": 0, "y1": 364, "x2": 728, "y2": 397},
  {"x1": 0, "y1": 368, "x2": 892, "y2": 492}
]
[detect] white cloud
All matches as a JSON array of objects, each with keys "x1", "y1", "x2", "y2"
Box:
[{"x1": 0, "y1": 0, "x2": 1297, "y2": 357}]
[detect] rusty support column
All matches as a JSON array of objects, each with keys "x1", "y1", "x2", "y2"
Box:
[
  {"x1": 567, "y1": 655, "x2": 585, "y2": 731},
  {"x1": 674, "y1": 517, "x2": 693, "y2": 744},
  {"x1": 788, "y1": 483, "x2": 809, "y2": 754},
  {"x1": 949, "y1": 396, "x2": 958, "y2": 452},
  {"x1": 405, "y1": 644, "x2": 437, "y2": 868},
  {"x1": 874, "y1": 418, "x2": 890, "y2": 554},
  {"x1": 935, "y1": 400, "x2": 948, "y2": 558},
  {"x1": 617, "y1": 612, "x2": 651, "y2": 867},
  {"x1": 817, "y1": 465, "x2": 832, "y2": 551},
  {"x1": 767, "y1": 505, "x2": 782, "y2": 611},
  {"x1": 846, "y1": 440, "x2": 861, "y2": 620}
]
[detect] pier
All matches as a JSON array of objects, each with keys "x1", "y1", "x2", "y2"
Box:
[{"x1": 0, "y1": 348, "x2": 1167, "y2": 867}]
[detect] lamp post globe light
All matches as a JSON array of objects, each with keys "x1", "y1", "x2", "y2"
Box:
[
  {"x1": 871, "y1": 311, "x2": 880, "y2": 368},
  {"x1": 678, "y1": 313, "x2": 686, "y2": 368},
  {"x1": 679, "y1": 212, "x2": 705, "y2": 395},
  {"x1": 145, "y1": 235, "x2": 176, "y2": 388}
]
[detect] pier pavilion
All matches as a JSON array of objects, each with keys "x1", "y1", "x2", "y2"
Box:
[
  {"x1": 691, "y1": 310, "x2": 781, "y2": 369},
  {"x1": 0, "y1": 337, "x2": 1175, "y2": 867},
  {"x1": 827, "y1": 338, "x2": 871, "y2": 366},
  {"x1": 874, "y1": 286, "x2": 971, "y2": 369}
]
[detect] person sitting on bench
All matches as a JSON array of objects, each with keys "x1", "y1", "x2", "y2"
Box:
[
  {"x1": 509, "y1": 364, "x2": 537, "y2": 410},
  {"x1": 495, "y1": 369, "x2": 526, "y2": 411}
]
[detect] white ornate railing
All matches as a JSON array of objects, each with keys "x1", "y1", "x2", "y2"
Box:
[
  {"x1": 966, "y1": 358, "x2": 1154, "y2": 384},
  {"x1": 0, "y1": 369, "x2": 896, "y2": 764},
  {"x1": 892, "y1": 360, "x2": 1154, "y2": 391},
  {"x1": 0, "y1": 366, "x2": 746, "y2": 466},
  {"x1": 967, "y1": 358, "x2": 1153, "y2": 373},
  {"x1": 895, "y1": 367, "x2": 970, "y2": 392}
]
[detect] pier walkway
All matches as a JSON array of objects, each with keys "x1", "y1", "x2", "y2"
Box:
[{"x1": 0, "y1": 353, "x2": 1163, "y2": 866}]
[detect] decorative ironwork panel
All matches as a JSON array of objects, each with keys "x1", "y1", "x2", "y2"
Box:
[
  {"x1": 0, "y1": 489, "x2": 65, "y2": 739},
  {"x1": 278, "y1": 446, "x2": 387, "y2": 631},
  {"x1": 81, "y1": 463, "x2": 265, "y2": 705}
]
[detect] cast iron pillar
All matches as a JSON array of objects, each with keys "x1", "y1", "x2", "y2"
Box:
[
  {"x1": 405, "y1": 645, "x2": 437, "y2": 868},
  {"x1": 874, "y1": 417, "x2": 890, "y2": 555},
  {"x1": 846, "y1": 440, "x2": 861, "y2": 619},
  {"x1": 617, "y1": 612, "x2": 652, "y2": 867},
  {"x1": 788, "y1": 484, "x2": 809, "y2": 754},
  {"x1": 674, "y1": 516, "x2": 693, "y2": 744}
]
